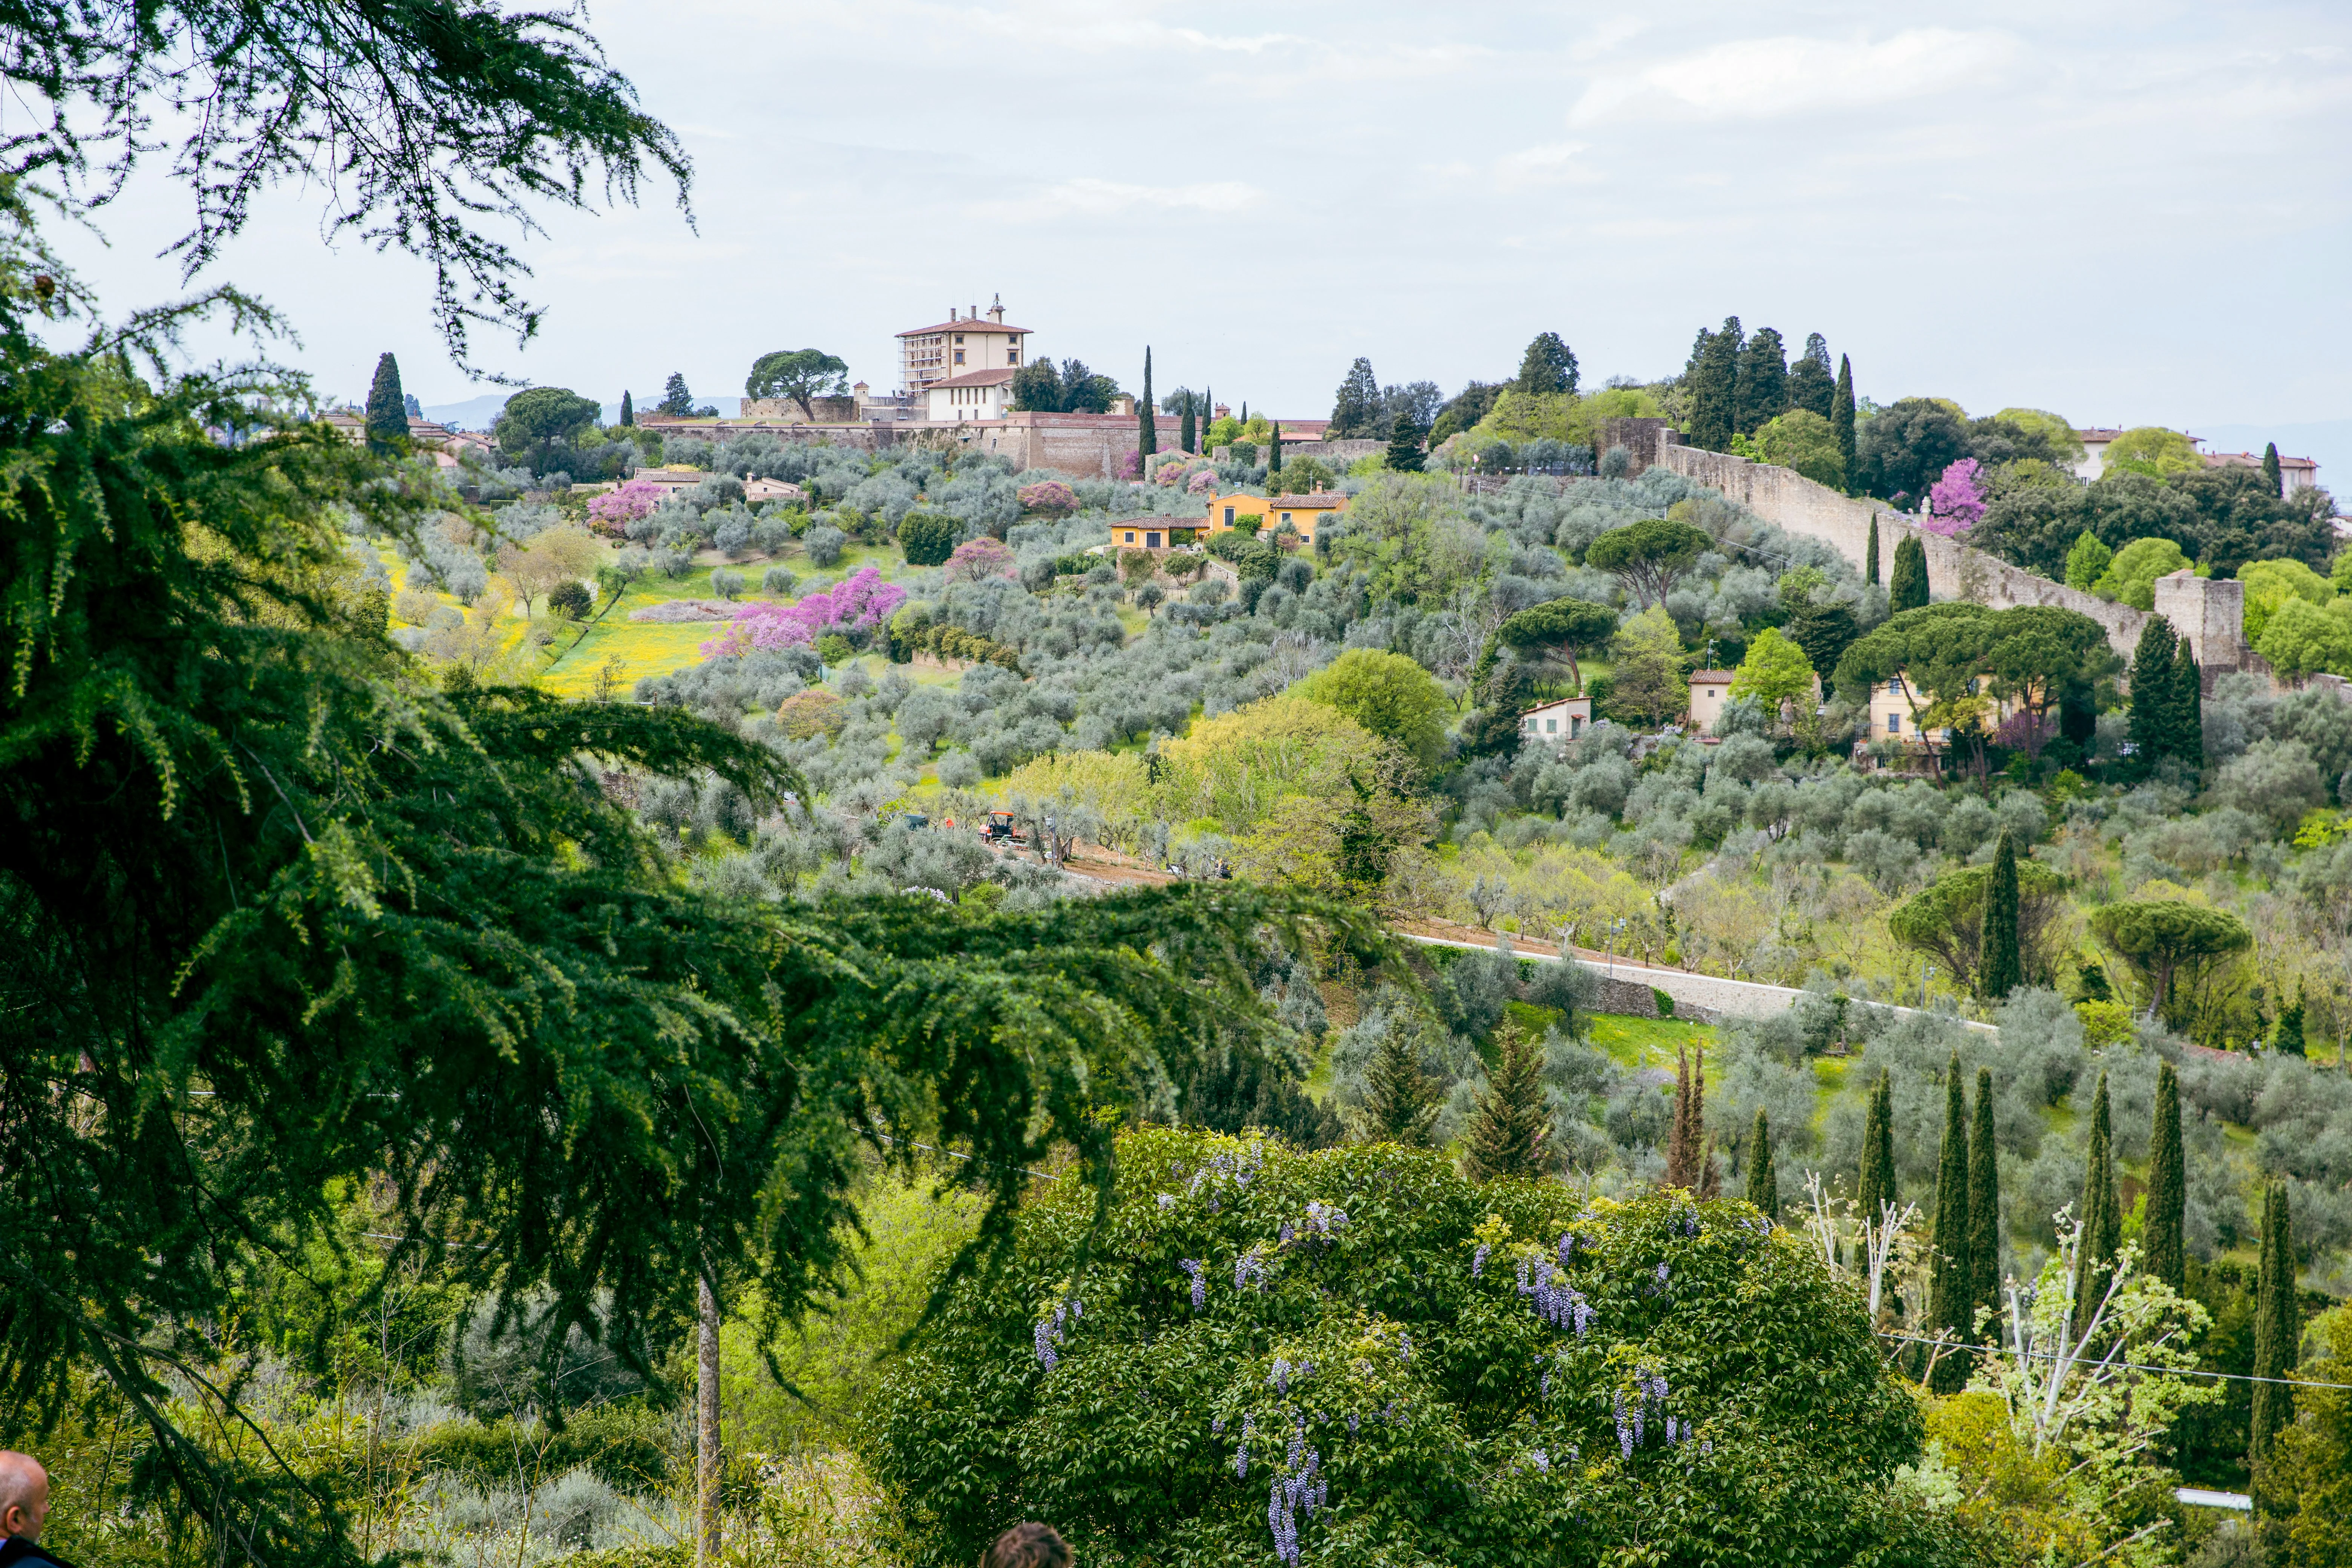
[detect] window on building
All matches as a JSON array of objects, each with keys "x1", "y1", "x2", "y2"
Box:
[
  {"x1": 1282, "y1": 512, "x2": 1293, "y2": 525},
  {"x1": 954, "y1": 351, "x2": 965, "y2": 365},
  {"x1": 1223, "y1": 506, "x2": 1235, "y2": 525},
  {"x1": 1545, "y1": 718, "x2": 1557, "y2": 733},
  {"x1": 1122, "y1": 531, "x2": 1135, "y2": 544},
  {"x1": 1887, "y1": 713, "x2": 1902, "y2": 734},
  {"x1": 1570, "y1": 717, "x2": 1583, "y2": 737},
  {"x1": 954, "y1": 334, "x2": 965, "y2": 345},
  {"x1": 1146, "y1": 532, "x2": 1162, "y2": 548}
]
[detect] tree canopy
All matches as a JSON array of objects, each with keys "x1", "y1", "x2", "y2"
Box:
[
  {"x1": 1296, "y1": 648, "x2": 1450, "y2": 769},
  {"x1": 865, "y1": 1129, "x2": 1972, "y2": 1568},
  {"x1": 2088, "y1": 899, "x2": 2252, "y2": 1017},
  {"x1": 0, "y1": 0, "x2": 689, "y2": 368},
  {"x1": 493, "y1": 385, "x2": 603, "y2": 469},
  {"x1": 1583, "y1": 518, "x2": 1712, "y2": 607},
  {"x1": 1515, "y1": 331, "x2": 1579, "y2": 396},
  {"x1": 1496, "y1": 597, "x2": 1618, "y2": 689},
  {"x1": 745, "y1": 348, "x2": 849, "y2": 418}
]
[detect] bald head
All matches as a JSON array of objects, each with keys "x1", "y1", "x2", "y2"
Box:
[{"x1": 0, "y1": 1452, "x2": 48, "y2": 1542}]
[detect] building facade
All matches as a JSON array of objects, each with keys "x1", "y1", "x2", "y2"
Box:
[
  {"x1": 1520, "y1": 696, "x2": 1593, "y2": 744},
  {"x1": 898, "y1": 297, "x2": 1029, "y2": 395},
  {"x1": 1201, "y1": 490, "x2": 1350, "y2": 543}
]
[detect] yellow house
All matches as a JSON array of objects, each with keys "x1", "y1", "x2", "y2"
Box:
[
  {"x1": 1204, "y1": 490, "x2": 1349, "y2": 544},
  {"x1": 1114, "y1": 516, "x2": 1199, "y2": 550},
  {"x1": 1863, "y1": 673, "x2": 2021, "y2": 751}
]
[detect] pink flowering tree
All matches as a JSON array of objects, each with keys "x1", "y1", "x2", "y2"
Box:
[
  {"x1": 1017, "y1": 479, "x2": 1080, "y2": 515},
  {"x1": 946, "y1": 537, "x2": 1017, "y2": 582},
  {"x1": 587, "y1": 478, "x2": 663, "y2": 534},
  {"x1": 698, "y1": 567, "x2": 905, "y2": 658},
  {"x1": 1118, "y1": 447, "x2": 1143, "y2": 481},
  {"x1": 1187, "y1": 468, "x2": 1218, "y2": 495},
  {"x1": 1923, "y1": 458, "x2": 1984, "y2": 537}
]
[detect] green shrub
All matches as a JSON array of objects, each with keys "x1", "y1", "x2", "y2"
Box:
[
  {"x1": 412, "y1": 1404, "x2": 672, "y2": 1494},
  {"x1": 864, "y1": 1127, "x2": 1964, "y2": 1568},
  {"x1": 1651, "y1": 987, "x2": 1675, "y2": 1016},
  {"x1": 899, "y1": 510, "x2": 957, "y2": 567}
]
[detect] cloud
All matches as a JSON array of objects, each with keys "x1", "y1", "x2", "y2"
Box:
[
  {"x1": 978, "y1": 178, "x2": 1263, "y2": 220},
  {"x1": 1571, "y1": 29, "x2": 2021, "y2": 122},
  {"x1": 1493, "y1": 141, "x2": 1600, "y2": 191}
]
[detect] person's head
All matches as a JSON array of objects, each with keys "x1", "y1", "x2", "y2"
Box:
[
  {"x1": 984, "y1": 1521, "x2": 1069, "y2": 1568},
  {"x1": 0, "y1": 1452, "x2": 49, "y2": 1542}
]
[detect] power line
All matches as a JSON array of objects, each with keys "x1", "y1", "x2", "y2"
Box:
[{"x1": 1872, "y1": 1329, "x2": 2352, "y2": 1391}]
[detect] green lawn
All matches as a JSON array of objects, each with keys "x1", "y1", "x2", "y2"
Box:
[{"x1": 1585, "y1": 1011, "x2": 1719, "y2": 1073}]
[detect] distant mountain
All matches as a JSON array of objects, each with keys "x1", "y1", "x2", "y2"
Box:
[
  {"x1": 2193, "y1": 420, "x2": 2348, "y2": 501},
  {"x1": 422, "y1": 393, "x2": 742, "y2": 431}
]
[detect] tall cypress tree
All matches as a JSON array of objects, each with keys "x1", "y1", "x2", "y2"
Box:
[
  {"x1": 2128, "y1": 616, "x2": 2179, "y2": 768},
  {"x1": 1269, "y1": 420, "x2": 1285, "y2": 484},
  {"x1": 2262, "y1": 441, "x2": 2283, "y2": 497},
  {"x1": 619, "y1": 389, "x2": 634, "y2": 427},
  {"x1": 364, "y1": 352, "x2": 407, "y2": 453},
  {"x1": 1463, "y1": 1021, "x2": 1550, "y2": 1181},
  {"x1": 1889, "y1": 535, "x2": 1929, "y2": 612},
  {"x1": 2070, "y1": 1072, "x2": 2121, "y2": 1334},
  {"x1": 1686, "y1": 317, "x2": 1743, "y2": 452},
  {"x1": 1968, "y1": 1067, "x2": 2001, "y2": 1332},
  {"x1": 1180, "y1": 391, "x2": 1197, "y2": 455},
  {"x1": 2249, "y1": 1180, "x2": 2297, "y2": 1462},
  {"x1": 1833, "y1": 354, "x2": 1857, "y2": 492},
  {"x1": 1928, "y1": 1054, "x2": 1974, "y2": 1391},
  {"x1": 2276, "y1": 987, "x2": 2306, "y2": 1055},
  {"x1": 2146, "y1": 1061, "x2": 2185, "y2": 1295},
  {"x1": 2170, "y1": 638, "x2": 2203, "y2": 772},
  {"x1": 1384, "y1": 419, "x2": 1424, "y2": 475},
  {"x1": 1139, "y1": 348, "x2": 1157, "y2": 459},
  {"x1": 1980, "y1": 830, "x2": 2022, "y2": 999},
  {"x1": 1745, "y1": 1107, "x2": 1778, "y2": 1220},
  {"x1": 1865, "y1": 514, "x2": 1880, "y2": 588},
  {"x1": 1858, "y1": 1070, "x2": 1895, "y2": 1221}
]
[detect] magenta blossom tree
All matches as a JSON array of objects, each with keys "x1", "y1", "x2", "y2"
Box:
[
  {"x1": 1923, "y1": 458, "x2": 1984, "y2": 537},
  {"x1": 588, "y1": 478, "x2": 663, "y2": 534},
  {"x1": 1187, "y1": 468, "x2": 1218, "y2": 495},
  {"x1": 698, "y1": 567, "x2": 906, "y2": 659},
  {"x1": 946, "y1": 537, "x2": 1017, "y2": 582},
  {"x1": 1017, "y1": 479, "x2": 1079, "y2": 515}
]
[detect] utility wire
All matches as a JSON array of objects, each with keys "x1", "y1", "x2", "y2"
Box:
[{"x1": 1872, "y1": 1329, "x2": 2352, "y2": 1391}]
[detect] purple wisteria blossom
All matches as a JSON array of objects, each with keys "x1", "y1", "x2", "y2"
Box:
[
  {"x1": 1531, "y1": 1449, "x2": 1549, "y2": 1473},
  {"x1": 1235, "y1": 1412, "x2": 1254, "y2": 1477},
  {"x1": 1236, "y1": 1248, "x2": 1270, "y2": 1292},
  {"x1": 1181, "y1": 1259, "x2": 1206, "y2": 1311},
  {"x1": 1557, "y1": 1233, "x2": 1577, "y2": 1268},
  {"x1": 1156, "y1": 1193, "x2": 1176, "y2": 1212},
  {"x1": 1270, "y1": 1358, "x2": 1292, "y2": 1397},
  {"x1": 1614, "y1": 1391, "x2": 1632, "y2": 1459},
  {"x1": 1472, "y1": 1243, "x2": 1490, "y2": 1278},
  {"x1": 1266, "y1": 1430, "x2": 1328, "y2": 1568},
  {"x1": 1398, "y1": 1333, "x2": 1412, "y2": 1363},
  {"x1": 1301, "y1": 1201, "x2": 1348, "y2": 1240}
]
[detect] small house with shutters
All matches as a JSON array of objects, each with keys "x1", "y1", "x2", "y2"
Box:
[
  {"x1": 1687, "y1": 669, "x2": 1736, "y2": 728},
  {"x1": 1203, "y1": 490, "x2": 1349, "y2": 544},
  {"x1": 1520, "y1": 695, "x2": 1594, "y2": 745},
  {"x1": 1113, "y1": 516, "x2": 1199, "y2": 550}
]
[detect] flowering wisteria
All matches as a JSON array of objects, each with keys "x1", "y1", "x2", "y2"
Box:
[
  {"x1": 1266, "y1": 1423, "x2": 1328, "y2": 1568},
  {"x1": 1235, "y1": 1247, "x2": 1270, "y2": 1292},
  {"x1": 1234, "y1": 1412, "x2": 1255, "y2": 1477},
  {"x1": 1679, "y1": 1208, "x2": 1700, "y2": 1238},
  {"x1": 1517, "y1": 1257, "x2": 1595, "y2": 1338},
  {"x1": 1270, "y1": 1357, "x2": 1292, "y2": 1397},
  {"x1": 1557, "y1": 1232, "x2": 1578, "y2": 1268},
  {"x1": 1181, "y1": 1259, "x2": 1206, "y2": 1312},
  {"x1": 1472, "y1": 1243, "x2": 1490, "y2": 1277},
  {"x1": 1156, "y1": 1193, "x2": 1176, "y2": 1212},
  {"x1": 1531, "y1": 1449, "x2": 1549, "y2": 1473},
  {"x1": 1397, "y1": 1333, "x2": 1412, "y2": 1363},
  {"x1": 1031, "y1": 1297, "x2": 1083, "y2": 1369},
  {"x1": 1300, "y1": 1200, "x2": 1348, "y2": 1240}
]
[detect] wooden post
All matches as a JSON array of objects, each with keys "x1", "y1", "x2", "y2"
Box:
[{"x1": 697, "y1": 1275, "x2": 720, "y2": 1565}]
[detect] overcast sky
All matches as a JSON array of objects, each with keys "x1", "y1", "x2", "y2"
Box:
[{"x1": 46, "y1": 1, "x2": 2352, "y2": 460}]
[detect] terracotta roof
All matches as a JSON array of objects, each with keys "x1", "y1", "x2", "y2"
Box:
[
  {"x1": 1689, "y1": 669, "x2": 1736, "y2": 683},
  {"x1": 1113, "y1": 516, "x2": 1202, "y2": 528},
  {"x1": 897, "y1": 318, "x2": 1031, "y2": 338},
  {"x1": 2204, "y1": 449, "x2": 2317, "y2": 470},
  {"x1": 927, "y1": 368, "x2": 1017, "y2": 389},
  {"x1": 1267, "y1": 492, "x2": 1348, "y2": 508},
  {"x1": 1520, "y1": 696, "x2": 1589, "y2": 714}
]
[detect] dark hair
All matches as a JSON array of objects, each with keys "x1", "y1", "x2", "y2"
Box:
[{"x1": 985, "y1": 1522, "x2": 1071, "y2": 1568}]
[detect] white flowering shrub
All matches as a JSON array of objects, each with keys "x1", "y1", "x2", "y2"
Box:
[{"x1": 864, "y1": 1127, "x2": 1981, "y2": 1568}]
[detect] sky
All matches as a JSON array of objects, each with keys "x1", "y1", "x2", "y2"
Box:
[{"x1": 41, "y1": 1, "x2": 2352, "y2": 476}]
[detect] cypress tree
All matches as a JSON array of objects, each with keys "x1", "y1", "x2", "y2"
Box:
[
  {"x1": 1733, "y1": 325, "x2": 1789, "y2": 437},
  {"x1": 1980, "y1": 829, "x2": 2022, "y2": 999},
  {"x1": 1745, "y1": 1107, "x2": 1778, "y2": 1220},
  {"x1": 2170, "y1": 638, "x2": 2203, "y2": 771},
  {"x1": 2276, "y1": 986, "x2": 2306, "y2": 1055},
  {"x1": 1928, "y1": 1053, "x2": 1973, "y2": 1391},
  {"x1": 1463, "y1": 1020, "x2": 1550, "y2": 1181},
  {"x1": 2248, "y1": 1179, "x2": 2297, "y2": 1463},
  {"x1": 1833, "y1": 354, "x2": 1856, "y2": 492},
  {"x1": 1384, "y1": 419, "x2": 1424, "y2": 475},
  {"x1": 1865, "y1": 513, "x2": 1880, "y2": 587},
  {"x1": 1889, "y1": 535, "x2": 1929, "y2": 612},
  {"x1": 620, "y1": 389, "x2": 634, "y2": 427},
  {"x1": 1269, "y1": 420, "x2": 1284, "y2": 484},
  {"x1": 1968, "y1": 1067, "x2": 2001, "y2": 1331},
  {"x1": 2128, "y1": 616, "x2": 2179, "y2": 767},
  {"x1": 2070, "y1": 1072, "x2": 2121, "y2": 1334},
  {"x1": 2146, "y1": 1061, "x2": 2185, "y2": 1295},
  {"x1": 2262, "y1": 441, "x2": 2282, "y2": 496},
  {"x1": 1858, "y1": 1070, "x2": 1895, "y2": 1222},
  {"x1": 364, "y1": 352, "x2": 407, "y2": 453},
  {"x1": 1180, "y1": 392, "x2": 1196, "y2": 455},
  {"x1": 1360, "y1": 1021, "x2": 1439, "y2": 1147},
  {"x1": 1139, "y1": 347, "x2": 1157, "y2": 459},
  {"x1": 1685, "y1": 317, "x2": 1743, "y2": 452},
  {"x1": 1203, "y1": 386, "x2": 1214, "y2": 450}
]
